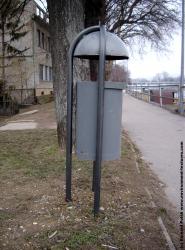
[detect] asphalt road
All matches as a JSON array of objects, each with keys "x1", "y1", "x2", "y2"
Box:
[{"x1": 122, "y1": 94, "x2": 185, "y2": 210}]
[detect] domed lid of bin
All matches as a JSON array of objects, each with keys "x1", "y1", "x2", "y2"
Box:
[{"x1": 74, "y1": 30, "x2": 129, "y2": 60}]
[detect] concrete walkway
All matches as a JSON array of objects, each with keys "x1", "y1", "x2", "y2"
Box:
[{"x1": 122, "y1": 94, "x2": 185, "y2": 210}]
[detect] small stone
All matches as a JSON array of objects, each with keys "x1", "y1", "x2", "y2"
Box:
[
  {"x1": 75, "y1": 218, "x2": 81, "y2": 222},
  {"x1": 159, "y1": 182, "x2": 165, "y2": 187},
  {"x1": 67, "y1": 206, "x2": 73, "y2": 210},
  {"x1": 34, "y1": 233, "x2": 39, "y2": 238},
  {"x1": 100, "y1": 206, "x2": 105, "y2": 212},
  {"x1": 48, "y1": 231, "x2": 57, "y2": 239},
  {"x1": 60, "y1": 214, "x2": 65, "y2": 220}
]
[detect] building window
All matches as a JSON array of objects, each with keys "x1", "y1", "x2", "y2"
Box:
[
  {"x1": 47, "y1": 37, "x2": 51, "y2": 52},
  {"x1": 49, "y1": 67, "x2": 53, "y2": 81},
  {"x1": 41, "y1": 32, "x2": 45, "y2": 49},
  {"x1": 39, "y1": 65, "x2": 53, "y2": 81},
  {"x1": 37, "y1": 29, "x2": 41, "y2": 47},
  {"x1": 45, "y1": 66, "x2": 48, "y2": 80},
  {"x1": 37, "y1": 30, "x2": 51, "y2": 52},
  {"x1": 39, "y1": 64, "x2": 44, "y2": 80}
]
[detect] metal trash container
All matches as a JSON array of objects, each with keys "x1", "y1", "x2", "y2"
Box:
[{"x1": 76, "y1": 81, "x2": 124, "y2": 161}]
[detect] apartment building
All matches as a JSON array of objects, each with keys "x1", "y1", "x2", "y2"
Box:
[{"x1": 3, "y1": 0, "x2": 53, "y2": 102}]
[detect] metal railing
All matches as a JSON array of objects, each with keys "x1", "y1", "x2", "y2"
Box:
[
  {"x1": 0, "y1": 100, "x2": 19, "y2": 116},
  {"x1": 35, "y1": 4, "x2": 49, "y2": 23},
  {"x1": 9, "y1": 88, "x2": 36, "y2": 105},
  {"x1": 127, "y1": 83, "x2": 185, "y2": 114}
]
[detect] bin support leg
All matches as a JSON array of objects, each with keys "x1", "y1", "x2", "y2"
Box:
[
  {"x1": 92, "y1": 161, "x2": 96, "y2": 192},
  {"x1": 93, "y1": 25, "x2": 106, "y2": 216}
]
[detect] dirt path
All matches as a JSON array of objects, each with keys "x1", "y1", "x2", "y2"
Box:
[
  {"x1": 122, "y1": 94, "x2": 185, "y2": 212},
  {"x1": 0, "y1": 102, "x2": 57, "y2": 130}
]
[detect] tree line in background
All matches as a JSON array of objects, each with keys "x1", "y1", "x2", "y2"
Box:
[{"x1": 132, "y1": 72, "x2": 181, "y2": 84}]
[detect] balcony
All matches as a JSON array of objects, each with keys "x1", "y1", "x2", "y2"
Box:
[{"x1": 35, "y1": 4, "x2": 49, "y2": 24}]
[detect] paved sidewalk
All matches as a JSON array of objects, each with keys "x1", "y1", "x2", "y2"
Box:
[{"x1": 122, "y1": 94, "x2": 185, "y2": 210}]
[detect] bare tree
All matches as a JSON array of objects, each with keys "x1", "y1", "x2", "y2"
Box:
[
  {"x1": 110, "y1": 63, "x2": 129, "y2": 83},
  {"x1": 105, "y1": 0, "x2": 180, "y2": 49}
]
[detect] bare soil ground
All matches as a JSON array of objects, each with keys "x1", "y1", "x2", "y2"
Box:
[
  {"x1": 0, "y1": 102, "x2": 57, "y2": 129},
  {"x1": 0, "y1": 127, "x2": 179, "y2": 250}
]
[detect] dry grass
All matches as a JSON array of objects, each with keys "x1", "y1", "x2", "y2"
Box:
[{"x1": 0, "y1": 130, "x2": 179, "y2": 249}]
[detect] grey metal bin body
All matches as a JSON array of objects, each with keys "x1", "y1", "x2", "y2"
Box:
[{"x1": 76, "y1": 81, "x2": 124, "y2": 161}]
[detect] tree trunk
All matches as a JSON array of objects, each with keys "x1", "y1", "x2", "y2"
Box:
[
  {"x1": 84, "y1": 0, "x2": 105, "y2": 80},
  {"x1": 1, "y1": 17, "x2": 6, "y2": 109},
  {"x1": 47, "y1": 0, "x2": 84, "y2": 148}
]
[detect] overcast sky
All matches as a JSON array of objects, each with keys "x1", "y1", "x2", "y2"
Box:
[{"x1": 128, "y1": 32, "x2": 181, "y2": 80}]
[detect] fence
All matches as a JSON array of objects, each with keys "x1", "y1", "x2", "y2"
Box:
[
  {"x1": 0, "y1": 88, "x2": 54, "y2": 116},
  {"x1": 0, "y1": 99, "x2": 19, "y2": 116},
  {"x1": 9, "y1": 88, "x2": 36, "y2": 105},
  {"x1": 8, "y1": 88, "x2": 53, "y2": 105},
  {"x1": 127, "y1": 83, "x2": 185, "y2": 114}
]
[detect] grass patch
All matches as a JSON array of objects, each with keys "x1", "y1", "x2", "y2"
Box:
[
  {"x1": 0, "y1": 130, "x2": 65, "y2": 179},
  {"x1": 0, "y1": 210, "x2": 13, "y2": 222},
  {"x1": 54, "y1": 230, "x2": 99, "y2": 250}
]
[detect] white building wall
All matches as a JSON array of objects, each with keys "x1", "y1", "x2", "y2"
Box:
[{"x1": 2, "y1": 0, "x2": 53, "y2": 97}]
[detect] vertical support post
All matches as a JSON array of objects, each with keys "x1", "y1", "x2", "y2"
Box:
[
  {"x1": 148, "y1": 84, "x2": 150, "y2": 103},
  {"x1": 142, "y1": 87, "x2": 145, "y2": 101},
  {"x1": 93, "y1": 25, "x2": 106, "y2": 216},
  {"x1": 140, "y1": 85, "x2": 142, "y2": 99},
  {"x1": 140, "y1": 86, "x2": 142, "y2": 100},
  {"x1": 179, "y1": 0, "x2": 185, "y2": 114},
  {"x1": 159, "y1": 85, "x2": 163, "y2": 107},
  {"x1": 66, "y1": 44, "x2": 73, "y2": 202}
]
